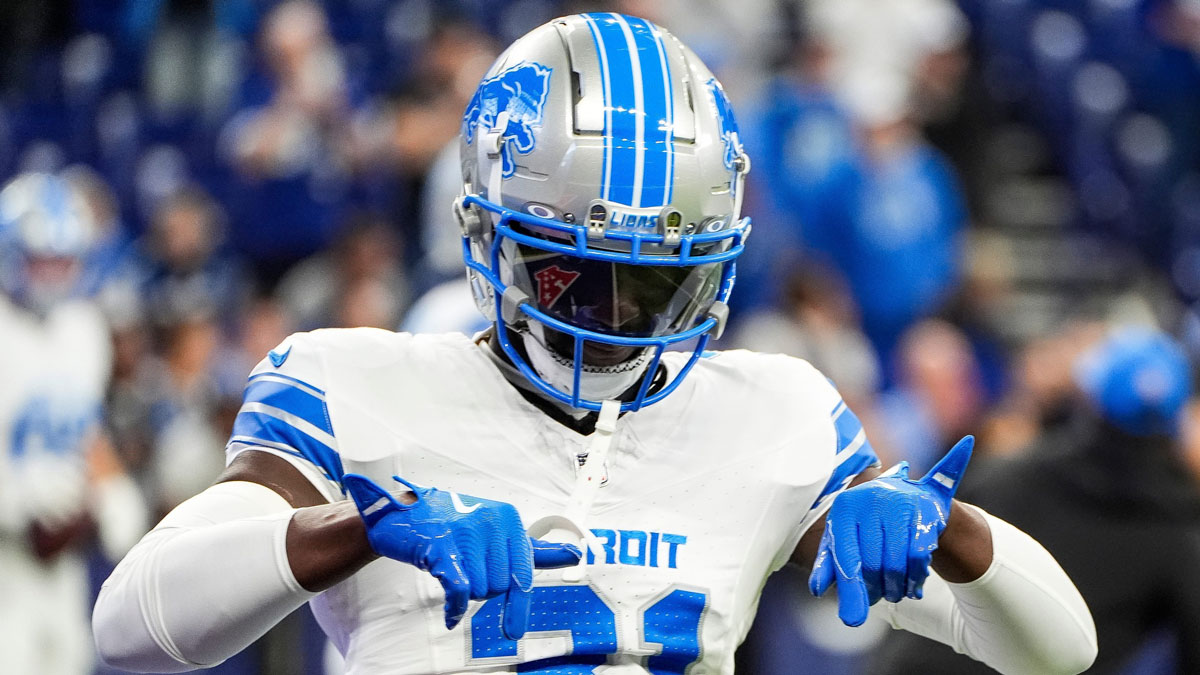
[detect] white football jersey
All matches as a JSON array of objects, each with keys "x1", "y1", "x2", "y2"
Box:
[
  {"x1": 0, "y1": 296, "x2": 112, "y2": 675},
  {"x1": 226, "y1": 329, "x2": 878, "y2": 675},
  {"x1": 0, "y1": 296, "x2": 111, "y2": 532}
]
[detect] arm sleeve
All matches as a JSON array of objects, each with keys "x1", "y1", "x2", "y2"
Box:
[
  {"x1": 879, "y1": 506, "x2": 1098, "y2": 675},
  {"x1": 92, "y1": 481, "x2": 317, "y2": 672}
]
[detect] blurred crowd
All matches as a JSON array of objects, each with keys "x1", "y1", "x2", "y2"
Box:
[{"x1": 2, "y1": 0, "x2": 1200, "y2": 673}]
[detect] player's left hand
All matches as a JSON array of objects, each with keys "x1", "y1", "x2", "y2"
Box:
[
  {"x1": 342, "y1": 473, "x2": 580, "y2": 639},
  {"x1": 809, "y1": 436, "x2": 974, "y2": 627}
]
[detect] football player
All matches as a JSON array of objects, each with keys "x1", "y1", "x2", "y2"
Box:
[
  {"x1": 94, "y1": 14, "x2": 1096, "y2": 674},
  {"x1": 0, "y1": 172, "x2": 146, "y2": 673}
]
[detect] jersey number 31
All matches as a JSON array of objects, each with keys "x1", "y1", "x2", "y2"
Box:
[{"x1": 469, "y1": 584, "x2": 707, "y2": 674}]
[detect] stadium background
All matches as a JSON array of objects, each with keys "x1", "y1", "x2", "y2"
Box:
[{"x1": 3, "y1": 0, "x2": 1200, "y2": 672}]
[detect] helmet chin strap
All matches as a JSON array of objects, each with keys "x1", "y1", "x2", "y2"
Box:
[
  {"x1": 527, "y1": 398, "x2": 621, "y2": 583},
  {"x1": 520, "y1": 328, "x2": 651, "y2": 405}
]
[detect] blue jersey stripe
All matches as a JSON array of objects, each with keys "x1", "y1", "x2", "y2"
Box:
[
  {"x1": 626, "y1": 15, "x2": 671, "y2": 208},
  {"x1": 582, "y1": 14, "x2": 612, "y2": 202},
  {"x1": 242, "y1": 377, "x2": 333, "y2": 436},
  {"x1": 247, "y1": 370, "x2": 326, "y2": 395},
  {"x1": 240, "y1": 374, "x2": 331, "y2": 432},
  {"x1": 592, "y1": 14, "x2": 638, "y2": 206},
  {"x1": 231, "y1": 411, "x2": 344, "y2": 484},
  {"x1": 832, "y1": 402, "x2": 866, "y2": 455},
  {"x1": 811, "y1": 400, "x2": 879, "y2": 509}
]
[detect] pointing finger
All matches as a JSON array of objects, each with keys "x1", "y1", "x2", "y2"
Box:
[
  {"x1": 826, "y1": 517, "x2": 870, "y2": 627},
  {"x1": 906, "y1": 507, "x2": 941, "y2": 599},
  {"x1": 808, "y1": 527, "x2": 837, "y2": 598},
  {"x1": 501, "y1": 585, "x2": 531, "y2": 640},
  {"x1": 429, "y1": 549, "x2": 471, "y2": 630}
]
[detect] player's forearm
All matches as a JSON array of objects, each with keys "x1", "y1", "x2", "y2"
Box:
[
  {"x1": 884, "y1": 506, "x2": 1097, "y2": 675},
  {"x1": 287, "y1": 498, "x2": 379, "y2": 590},
  {"x1": 930, "y1": 500, "x2": 993, "y2": 582}
]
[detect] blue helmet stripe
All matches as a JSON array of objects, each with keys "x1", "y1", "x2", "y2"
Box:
[
  {"x1": 582, "y1": 14, "x2": 613, "y2": 202},
  {"x1": 591, "y1": 14, "x2": 638, "y2": 207},
  {"x1": 625, "y1": 15, "x2": 672, "y2": 208},
  {"x1": 613, "y1": 14, "x2": 648, "y2": 207}
]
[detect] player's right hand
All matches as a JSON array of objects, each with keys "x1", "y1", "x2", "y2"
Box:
[{"x1": 342, "y1": 473, "x2": 580, "y2": 639}]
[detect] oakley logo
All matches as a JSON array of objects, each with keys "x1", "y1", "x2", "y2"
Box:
[
  {"x1": 451, "y1": 492, "x2": 481, "y2": 514},
  {"x1": 463, "y1": 61, "x2": 552, "y2": 178},
  {"x1": 534, "y1": 265, "x2": 582, "y2": 307}
]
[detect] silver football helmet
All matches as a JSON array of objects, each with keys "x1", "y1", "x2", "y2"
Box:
[
  {"x1": 457, "y1": 13, "x2": 751, "y2": 411},
  {"x1": 0, "y1": 172, "x2": 95, "y2": 312}
]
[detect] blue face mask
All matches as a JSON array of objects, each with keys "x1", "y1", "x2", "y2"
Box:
[{"x1": 461, "y1": 195, "x2": 748, "y2": 412}]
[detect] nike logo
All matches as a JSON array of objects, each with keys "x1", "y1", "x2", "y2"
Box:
[
  {"x1": 268, "y1": 346, "x2": 292, "y2": 367},
  {"x1": 450, "y1": 492, "x2": 481, "y2": 514}
]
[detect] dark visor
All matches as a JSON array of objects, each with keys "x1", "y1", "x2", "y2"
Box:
[{"x1": 502, "y1": 238, "x2": 723, "y2": 338}]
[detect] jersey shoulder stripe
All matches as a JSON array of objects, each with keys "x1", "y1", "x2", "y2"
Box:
[
  {"x1": 811, "y1": 398, "x2": 879, "y2": 510},
  {"x1": 229, "y1": 371, "x2": 344, "y2": 486}
]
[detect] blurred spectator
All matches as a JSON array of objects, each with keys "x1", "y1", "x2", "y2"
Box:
[
  {"x1": 137, "y1": 0, "x2": 256, "y2": 121},
  {"x1": 221, "y1": 0, "x2": 361, "y2": 283},
  {"x1": 874, "y1": 326, "x2": 1200, "y2": 674},
  {"x1": 742, "y1": 0, "x2": 970, "y2": 362},
  {"x1": 139, "y1": 184, "x2": 247, "y2": 328},
  {"x1": 731, "y1": 264, "x2": 880, "y2": 409},
  {"x1": 219, "y1": 295, "x2": 298, "y2": 388},
  {"x1": 0, "y1": 172, "x2": 146, "y2": 674},
  {"x1": 873, "y1": 319, "x2": 985, "y2": 472},
  {"x1": 276, "y1": 214, "x2": 408, "y2": 331},
  {"x1": 737, "y1": 23, "x2": 856, "y2": 312},
  {"x1": 824, "y1": 109, "x2": 968, "y2": 366},
  {"x1": 395, "y1": 20, "x2": 496, "y2": 279},
  {"x1": 61, "y1": 164, "x2": 140, "y2": 302}
]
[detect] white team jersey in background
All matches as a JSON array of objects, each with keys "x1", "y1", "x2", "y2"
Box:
[
  {"x1": 227, "y1": 329, "x2": 878, "y2": 675},
  {"x1": 0, "y1": 295, "x2": 113, "y2": 674}
]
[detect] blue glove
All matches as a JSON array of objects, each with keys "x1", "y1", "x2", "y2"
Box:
[
  {"x1": 809, "y1": 436, "x2": 974, "y2": 627},
  {"x1": 342, "y1": 473, "x2": 581, "y2": 639}
]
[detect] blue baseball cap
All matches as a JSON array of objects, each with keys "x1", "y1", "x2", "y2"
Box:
[{"x1": 1074, "y1": 327, "x2": 1193, "y2": 437}]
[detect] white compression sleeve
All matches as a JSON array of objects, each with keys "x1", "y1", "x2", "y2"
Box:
[
  {"x1": 92, "y1": 481, "x2": 317, "y2": 672},
  {"x1": 880, "y1": 506, "x2": 1097, "y2": 675}
]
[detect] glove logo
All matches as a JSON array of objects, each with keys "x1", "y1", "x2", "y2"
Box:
[
  {"x1": 451, "y1": 492, "x2": 482, "y2": 514},
  {"x1": 462, "y1": 61, "x2": 552, "y2": 179}
]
